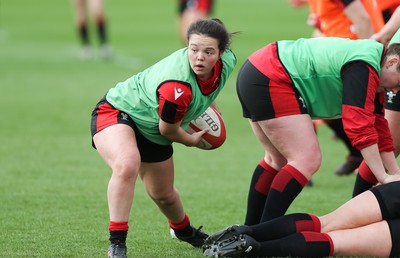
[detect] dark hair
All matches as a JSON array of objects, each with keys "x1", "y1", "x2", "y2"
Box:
[
  {"x1": 386, "y1": 43, "x2": 400, "y2": 71},
  {"x1": 186, "y1": 18, "x2": 233, "y2": 51}
]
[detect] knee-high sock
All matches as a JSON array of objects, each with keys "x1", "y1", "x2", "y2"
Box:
[
  {"x1": 260, "y1": 165, "x2": 308, "y2": 222},
  {"x1": 244, "y1": 160, "x2": 278, "y2": 225},
  {"x1": 250, "y1": 213, "x2": 320, "y2": 241},
  {"x1": 252, "y1": 232, "x2": 333, "y2": 257},
  {"x1": 352, "y1": 161, "x2": 377, "y2": 197}
]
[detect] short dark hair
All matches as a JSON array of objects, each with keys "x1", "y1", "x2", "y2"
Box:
[
  {"x1": 386, "y1": 43, "x2": 400, "y2": 71},
  {"x1": 186, "y1": 18, "x2": 233, "y2": 51}
]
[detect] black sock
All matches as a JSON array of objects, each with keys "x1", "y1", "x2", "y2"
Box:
[
  {"x1": 260, "y1": 165, "x2": 307, "y2": 222},
  {"x1": 173, "y1": 224, "x2": 193, "y2": 237},
  {"x1": 96, "y1": 19, "x2": 107, "y2": 45},
  {"x1": 109, "y1": 230, "x2": 127, "y2": 244},
  {"x1": 244, "y1": 161, "x2": 277, "y2": 225},
  {"x1": 255, "y1": 232, "x2": 332, "y2": 257},
  {"x1": 251, "y1": 213, "x2": 320, "y2": 241},
  {"x1": 78, "y1": 23, "x2": 90, "y2": 46},
  {"x1": 352, "y1": 173, "x2": 375, "y2": 197},
  {"x1": 352, "y1": 161, "x2": 377, "y2": 197}
]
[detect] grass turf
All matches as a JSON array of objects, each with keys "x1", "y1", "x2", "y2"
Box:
[{"x1": 1, "y1": 0, "x2": 358, "y2": 257}]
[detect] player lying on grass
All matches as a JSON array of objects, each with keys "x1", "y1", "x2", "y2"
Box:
[{"x1": 203, "y1": 180, "x2": 400, "y2": 257}]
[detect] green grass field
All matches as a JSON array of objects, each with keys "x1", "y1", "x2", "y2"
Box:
[{"x1": 1, "y1": 0, "x2": 360, "y2": 257}]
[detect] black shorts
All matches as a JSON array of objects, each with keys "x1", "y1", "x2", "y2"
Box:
[
  {"x1": 387, "y1": 219, "x2": 400, "y2": 257},
  {"x1": 90, "y1": 96, "x2": 173, "y2": 163},
  {"x1": 370, "y1": 182, "x2": 400, "y2": 257},
  {"x1": 385, "y1": 90, "x2": 400, "y2": 112},
  {"x1": 236, "y1": 60, "x2": 307, "y2": 121},
  {"x1": 370, "y1": 181, "x2": 400, "y2": 220}
]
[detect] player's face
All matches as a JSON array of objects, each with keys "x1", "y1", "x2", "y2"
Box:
[
  {"x1": 187, "y1": 34, "x2": 222, "y2": 80},
  {"x1": 380, "y1": 57, "x2": 400, "y2": 93}
]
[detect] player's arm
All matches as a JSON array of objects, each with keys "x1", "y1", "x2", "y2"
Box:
[
  {"x1": 209, "y1": 101, "x2": 223, "y2": 115},
  {"x1": 371, "y1": 7, "x2": 400, "y2": 44},
  {"x1": 373, "y1": 97, "x2": 400, "y2": 176},
  {"x1": 343, "y1": 0, "x2": 374, "y2": 38},
  {"x1": 341, "y1": 62, "x2": 389, "y2": 183},
  {"x1": 157, "y1": 81, "x2": 208, "y2": 146},
  {"x1": 159, "y1": 119, "x2": 208, "y2": 146}
]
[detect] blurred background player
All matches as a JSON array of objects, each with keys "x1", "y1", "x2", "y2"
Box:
[
  {"x1": 177, "y1": 0, "x2": 214, "y2": 44},
  {"x1": 379, "y1": 0, "x2": 400, "y2": 23},
  {"x1": 372, "y1": 7, "x2": 400, "y2": 44},
  {"x1": 72, "y1": 0, "x2": 111, "y2": 60},
  {"x1": 289, "y1": 0, "x2": 385, "y2": 176}
]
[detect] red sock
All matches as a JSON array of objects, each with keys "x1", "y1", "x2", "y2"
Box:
[
  {"x1": 261, "y1": 165, "x2": 307, "y2": 221},
  {"x1": 294, "y1": 214, "x2": 321, "y2": 232},
  {"x1": 358, "y1": 161, "x2": 378, "y2": 183},
  {"x1": 245, "y1": 160, "x2": 279, "y2": 225},
  {"x1": 169, "y1": 214, "x2": 190, "y2": 230},
  {"x1": 109, "y1": 221, "x2": 128, "y2": 243},
  {"x1": 109, "y1": 221, "x2": 129, "y2": 231},
  {"x1": 301, "y1": 232, "x2": 334, "y2": 256},
  {"x1": 255, "y1": 160, "x2": 279, "y2": 194}
]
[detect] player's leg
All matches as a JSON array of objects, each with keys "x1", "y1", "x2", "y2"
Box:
[
  {"x1": 329, "y1": 220, "x2": 391, "y2": 257},
  {"x1": 243, "y1": 121, "x2": 284, "y2": 225},
  {"x1": 236, "y1": 57, "x2": 319, "y2": 222},
  {"x1": 93, "y1": 124, "x2": 140, "y2": 257},
  {"x1": 88, "y1": 0, "x2": 111, "y2": 58},
  {"x1": 73, "y1": 0, "x2": 92, "y2": 59},
  {"x1": 140, "y1": 158, "x2": 208, "y2": 247},
  {"x1": 140, "y1": 158, "x2": 184, "y2": 223},
  {"x1": 205, "y1": 231, "x2": 332, "y2": 257},
  {"x1": 258, "y1": 114, "x2": 320, "y2": 221},
  {"x1": 95, "y1": 124, "x2": 140, "y2": 222},
  {"x1": 178, "y1": 0, "x2": 211, "y2": 44},
  {"x1": 205, "y1": 213, "x2": 321, "y2": 246},
  {"x1": 352, "y1": 160, "x2": 377, "y2": 196},
  {"x1": 205, "y1": 220, "x2": 392, "y2": 257},
  {"x1": 320, "y1": 189, "x2": 382, "y2": 232}
]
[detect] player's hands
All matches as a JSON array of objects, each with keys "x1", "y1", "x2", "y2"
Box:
[
  {"x1": 187, "y1": 128, "x2": 209, "y2": 147},
  {"x1": 370, "y1": 32, "x2": 392, "y2": 45},
  {"x1": 382, "y1": 174, "x2": 400, "y2": 184}
]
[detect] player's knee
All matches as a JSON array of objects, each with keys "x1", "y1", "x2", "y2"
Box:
[
  {"x1": 149, "y1": 189, "x2": 178, "y2": 207},
  {"x1": 265, "y1": 154, "x2": 287, "y2": 170},
  {"x1": 111, "y1": 160, "x2": 140, "y2": 182},
  {"x1": 298, "y1": 151, "x2": 322, "y2": 174}
]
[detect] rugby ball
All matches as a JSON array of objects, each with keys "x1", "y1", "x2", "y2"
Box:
[{"x1": 186, "y1": 106, "x2": 226, "y2": 150}]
